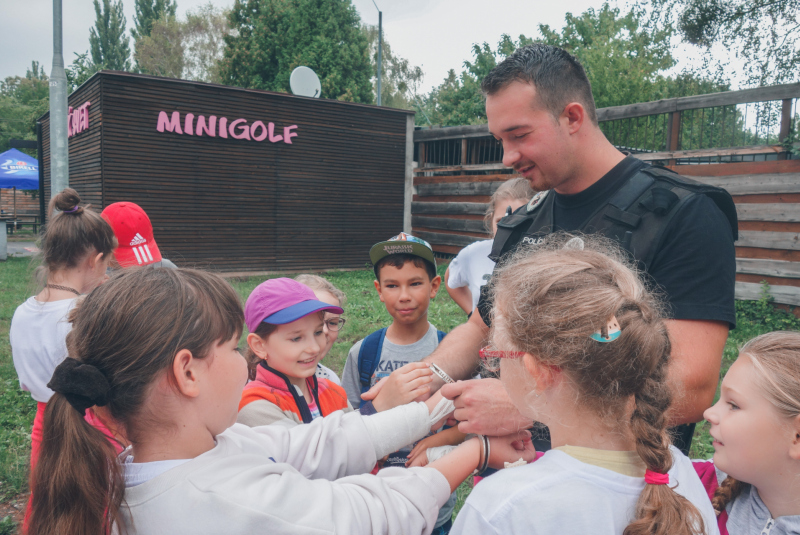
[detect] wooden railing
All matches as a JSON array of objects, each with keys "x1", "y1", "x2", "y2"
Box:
[{"x1": 411, "y1": 83, "x2": 800, "y2": 309}]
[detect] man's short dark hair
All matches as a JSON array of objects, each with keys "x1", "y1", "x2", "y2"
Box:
[
  {"x1": 481, "y1": 44, "x2": 598, "y2": 125},
  {"x1": 374, "y1": 253, "x2": 437, "y2": 282}
]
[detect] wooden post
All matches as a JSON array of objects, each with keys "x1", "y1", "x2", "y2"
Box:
[
  {"x1": 460, "y1": 138, "x2": 468, "y2": 176},
  {"x1": 418, "y1": 142, "x2": 426, "y2": 168},
  {"x1": 779, "y1": 98, "x2": 793, "y2": 160},
  {"x1": 666, "y1": 111, "x2": 681, "y2": 166}
]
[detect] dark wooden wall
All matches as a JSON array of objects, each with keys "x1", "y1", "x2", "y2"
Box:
[{"x1": 41, "y1": 72, "x2": 412, "y2": 271}]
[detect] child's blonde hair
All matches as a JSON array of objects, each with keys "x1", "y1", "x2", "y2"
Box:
[
  {"x1": 491, "y1": 233, "x2": 704, "y2": 535},
  {"x1": 711, "y1": 331, "x2": 800, "y2": 515},
  {"x1": 294, "y1": 274, "x2": 346, "y2": 307},
  {"x1": 484, "y1": 177, "x2": 534, "y2": 232}
]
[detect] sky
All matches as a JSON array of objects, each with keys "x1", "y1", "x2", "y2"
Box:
[
  {"x1": 0, "y1": 0, "x2": 718, "y2": 94},
  {"x1": 2, "y1": 0, "x2": 623, "y2": 93}
]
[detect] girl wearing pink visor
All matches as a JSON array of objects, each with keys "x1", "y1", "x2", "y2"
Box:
[{"x1": 238, "y1": 278, "x2": 352, "y2": 426}]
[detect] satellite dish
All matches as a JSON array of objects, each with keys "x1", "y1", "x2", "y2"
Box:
[{"x1": 290, "y1": 66, "x2": 321, "y2": 98}]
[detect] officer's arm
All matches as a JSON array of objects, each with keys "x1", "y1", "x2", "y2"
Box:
[
  {"x1": 422, "y1": 310, "x2": 489, "y2": 388},
  {"x1": 664, "y1": 318, "x2": 728, "y2": 426}
]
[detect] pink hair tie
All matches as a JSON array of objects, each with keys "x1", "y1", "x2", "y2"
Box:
[{"x1": 644, "y1": 469, "x2": 669, "y2": 485}]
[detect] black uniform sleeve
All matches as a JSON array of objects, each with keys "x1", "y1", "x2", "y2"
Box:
[
  {"x1": 477, "y1": 278, "x2": 495, "y2": 327},
  {"x1": 647, "y1": 194, "x2": 736, "y2": 328}
]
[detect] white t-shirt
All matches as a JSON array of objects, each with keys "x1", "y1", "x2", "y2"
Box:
[
  {"x1": 447, "y1": 240, "x2": 495, "y2": 311},
  {"x1": 10, "y1": 296, "x2": 77, "y2": 402},
  {"x1": 452, "y1": 446, "x2": 720, "y2": 535}
]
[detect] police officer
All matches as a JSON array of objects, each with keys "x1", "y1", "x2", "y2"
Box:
[{"x1": 363, "y1": 44, "x2": 736, "y2": 453}]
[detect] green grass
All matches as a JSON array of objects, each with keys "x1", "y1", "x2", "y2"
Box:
[{"x1": 1, "y1": 261, "x2": 798, "y2": 528}]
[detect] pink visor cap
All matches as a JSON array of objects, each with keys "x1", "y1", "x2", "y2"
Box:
[{"x1": 244, "y1": 278, "x2": 344, "y2": 332}]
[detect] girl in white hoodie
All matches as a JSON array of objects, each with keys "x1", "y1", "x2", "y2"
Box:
[{"x1": 28, "y1": 267, "x2": 535, "y2": 535}]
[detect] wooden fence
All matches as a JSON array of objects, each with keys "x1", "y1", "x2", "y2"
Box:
[{"x1": 412, "y1": 83, "x2": 800, "y2": 308}]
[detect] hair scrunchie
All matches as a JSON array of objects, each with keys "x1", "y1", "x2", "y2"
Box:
[
  {"x1": 644, "y1": 469, "x2": 670, "y2": 485},
  {"x1": 47, "y1": 358, "x2": 111, "y2": 414}
]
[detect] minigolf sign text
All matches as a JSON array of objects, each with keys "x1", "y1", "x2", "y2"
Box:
[{"x1": 156, "y1": 111, "x2": 298, "y2": 144}]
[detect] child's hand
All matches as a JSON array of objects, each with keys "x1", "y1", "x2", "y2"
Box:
[
  {"x1": 371, "y1": 362, "x2": 434, "y2": 412},
  {"x1": 407, "y1": 427, "x2": 466, "y2": 466},
  {"x1": 487, "y1": 430, "x2": 537, "y2": 470},
  {"x1": 406, "y1": 435, "x2": 445, "y2": 467},
  {"x1": 405, "y1": 449, "x2": 430, "y2": 468}
]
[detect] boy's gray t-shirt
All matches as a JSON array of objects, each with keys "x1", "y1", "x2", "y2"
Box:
[
  {"x1": 341, "y1": 323, "x2": 456, "y2": 528},
  {"x1": 342, "y1": 323, "x2": 439, "y2": 409}
]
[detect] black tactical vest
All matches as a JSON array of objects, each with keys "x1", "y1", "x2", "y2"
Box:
[{"x1": 490, "y1": 165, "x2": 739, "y2": 272}]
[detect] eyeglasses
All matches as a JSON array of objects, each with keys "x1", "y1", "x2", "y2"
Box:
[
  {"x1": 324, "y1": 318, "x2": 346, "y2": 331},
  {"x1": 479, "y1": 347, "x2": 525, "y2": 360}
]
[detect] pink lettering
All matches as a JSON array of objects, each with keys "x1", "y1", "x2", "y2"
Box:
[
  {"x1": 155, "y1": 110, "x2": 299, "y2": 145},
  {"x1": 268, "y1": 122, "x2": 283, "y2": 143},
  {"x1": 184, "y1": 113, "x2": 195, "y2": 136},
  {"x1": 196, "y1": 115, "x2": 217, "y2": 137},
  {"x1": 229, "y1": 119, "x2": 250, "y2": 140},
  {"x1": 283, "y1": 125, "x2": 298, "y2": 144},
  {"x1": 157, "y1": 111, "x2": 183, "y2": 134},
  {"x1": 67, "y1": 106, "x2": 74, "y2": 137},
  {"x1": 80, "y1": 102, "x2": 90, "y2": 131},
  {"x1": 250, "y1": 121, "x2": 268, "y2": 141}
]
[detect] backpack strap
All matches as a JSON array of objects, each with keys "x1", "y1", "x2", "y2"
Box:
[
  {"x1": 358, "y1": 328, "x2": 387, "y2": 394},
  {"x1": 437, "y1": 330, "x2": 447, "y2": 343}
]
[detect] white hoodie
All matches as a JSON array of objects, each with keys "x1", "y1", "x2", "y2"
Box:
[{"x1": 120, "y1": 404, "x2": 451, "y2": 535}]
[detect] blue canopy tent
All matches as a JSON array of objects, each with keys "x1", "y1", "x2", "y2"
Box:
[{"x1": 0, "y1": 148, "x2": 40, "y2": 222}]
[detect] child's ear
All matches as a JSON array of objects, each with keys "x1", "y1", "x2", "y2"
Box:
[
  {"x1": 247, "y1": 333, "x2": 269, "y2": 361},
  {"x1": 172, "y1": 349, "x2": 201, "y2": 398},
  {"x1": 522, "y1": 353, "x2": 559, "y2": 393},
  {"x1": 429, "y1": 275, "x2": 441, "y2": 298},
  {"x1": 374, "y1": 280, "x2": 385, "y2": 302},
  {"x1": 790, "y1": 414, "x2": 800, "y2": 461}
]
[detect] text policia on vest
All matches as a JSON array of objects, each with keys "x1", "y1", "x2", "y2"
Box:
[{"x1": 156, "y1": 111, "x2": 299, "y2": 144}]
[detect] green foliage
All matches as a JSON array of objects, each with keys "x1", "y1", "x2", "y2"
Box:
[
  {"x1": 90, "y1": 0, "x2": 132, "y2": 71},
  {"x1": 645, "y1": 0, "x2": 800, "y2": 85},
  {"x1": 419, "y1": 34, "x2": 532, "y2": 127},
  {"x1": 362, "y1": 25, "x2": 424, "y2": 110},
  {"x1": 134, "y1": 16, "x2": 186, "y2": 78},
  {"x1": 0, "y1": 62, "x2": 49, "y2": 154},
  {"x1": 539, "y1": 4, "x2": 676, "y2": 110},
  {"x1": 134, "y1": 4, "x2": 232, "y2": 83},
  {"x1": 219, "y1": 0, "x2": 373, "y2": 103},
  {"x1": 0, "y1": 516, "x2": 15, "y2": 535},
  {"x1": 420, "y1": 4, "x2": 725, "y2": 128},
  {"x1": 131, "y1": 0, "x2": 178, "y2": 41},
  {"x1": 66, "y1": 52, "x2": 101, "y2": 91}
]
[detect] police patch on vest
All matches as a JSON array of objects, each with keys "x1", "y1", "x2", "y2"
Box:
[
  {"x1": 527, "y1": 190, "x2": 549, "y2": 213},
  {"x1": 522, "y1": 236, "x2": 545, "y2": 246}
]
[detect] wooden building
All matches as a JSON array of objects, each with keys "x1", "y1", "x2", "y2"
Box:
[{"x1": 39, "y1": 71, "x2": 415, "y2": 272}]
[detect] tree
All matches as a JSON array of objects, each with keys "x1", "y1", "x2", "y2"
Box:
[
  {"x1": 132, "y1": 0, "x2": 178, "y2": 72},
  {"x1": 183, "y1": 4, "x2": 231, "y2": 83},
  {"x1": 134, "y1": 4, "x2": 232, "y2": 82},
  {"x1": 134, "y1": 16, "x2": 185, "y2": 78},
  {"x1": 66, "y1": 52, "x2": 101, "y2": 90},
  {"x1": 538, "y1": 4, "x2": 676, "y2": 109},
  {"x1": 90, "y1": 0, "x2": 132, "y2": 71},
  {"x1": 420, "y1": 34, "x2": 532, "y2": 126},
  {"x1": 362, "y1": 25, "x2": 424, "y2": 110},
  {"x1": 220, "y1": 0, "x2": 372, "y2": 103},
  {"x1": 644, "y1": 0, "x2": 800, "y2": 85},
  {"x1": 131, "y1": 0, "x2": 177, "y2": 41},
  {"x1": 421, "y1": 4, "x2": 728, "y2": 127},
  {"x1": 0, "y1": 62, "x2": 50, "y2": 153}
]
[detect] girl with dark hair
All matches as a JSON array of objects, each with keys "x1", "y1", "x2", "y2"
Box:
[
  {"x1": 11, "y1": 188, "x2": 117, "y2": 468},
  {"x1": 451, "y1": 235, "x2": 718, "y2": 535},
  {"x1": 29, "y1": 267, "x2": 535, "y2": 535}
]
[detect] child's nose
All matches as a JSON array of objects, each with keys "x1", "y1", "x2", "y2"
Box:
[{"x1": 703, "y1": 403, "x2": 719, "y2": 424}]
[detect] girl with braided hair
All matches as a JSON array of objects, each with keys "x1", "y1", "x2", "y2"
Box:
[
  {"x1": 451, "y1": 234, "x2": 718, "y2": 535},
  {"x1": 693, "y1": 331, "x2": 800, "y2": 534}
]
